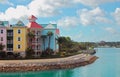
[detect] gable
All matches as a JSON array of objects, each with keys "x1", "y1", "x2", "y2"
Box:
[{"x1": 44, "y1": 24, "x2": 56, "y2": 29}]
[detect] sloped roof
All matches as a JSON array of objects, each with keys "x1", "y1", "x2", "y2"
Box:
[
  {"x1": 28, "y1": 15, "x2": 37, "y2": 20},
  {"x1": 27, "y1": 22, "x2": 43, "y2": 28},
  {"x1": 15, "y1": 20, "x2": 25, "y2": 26},
  {"x1": 44, "y1": 23, "x2": 56, "y2": 29},
  {"x1": 0, "y1": 21, "x2": 4, "y2": 26},
  {"x1": 56, "y1": 29, "x2": 60, "y2": 35},
  {"x1": 0, "y1": 21, "x2": 9, "y2": 27}
]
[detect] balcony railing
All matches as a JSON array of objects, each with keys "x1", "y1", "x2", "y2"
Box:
[
  {"x1": 7, "y1": 33, "x2": 13, "y2": 36},
  {"x1": 7, "y1": 48, "x2": 13, "y2": 51},
  {"x1": 7, "y1": 40, "x2": 13, "y2": 44}
]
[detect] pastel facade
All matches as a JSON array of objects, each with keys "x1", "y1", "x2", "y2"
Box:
[
  {"x1": 13, "y1": 21, "x2": 27, "y2": 56},
  {"x1": 0, "y1": 21, "x2": 9, "y2": 51},
  {"x1": 41, "y1": 24, "x2": 59, "y2": 52},
  {"x1": 27, "y1": 15, "x2": 43, "y2": 56},
  {"x1": 0, "y1": 15, "x2": 59, "y2": 57}
]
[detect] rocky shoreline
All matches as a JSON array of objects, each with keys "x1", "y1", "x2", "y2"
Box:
[{"x1": 0, "y1": 54, "x2": 98, "y2": 72}]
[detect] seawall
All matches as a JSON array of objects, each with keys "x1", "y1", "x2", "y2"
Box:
[{"x1": 0, "y1": 54, "x2": 98, "y2": 72}]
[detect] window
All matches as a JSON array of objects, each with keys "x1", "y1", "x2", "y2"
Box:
[
  {"x1": 1, "y1": 37, "x2": 3, "y2": 41},
  {"x1": 18, "y1": 45, "x2": 21, "y2": 49},
  {"x1": 18, "y1": 37, "x2": 21, "y2": 41},
  {"x1": 1, "y1": 30, "x2": 3, "y2": 34},
  {"x1": 18, "y1": 29, "x2": 21, "y2": 34},
  {"x1": 37, "y1": 38, "x2": 39, "y2": 42},
  {"x1": 37, "y1": 46, "x2": 39, "y2": 50}
]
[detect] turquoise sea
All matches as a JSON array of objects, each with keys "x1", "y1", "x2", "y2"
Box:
[{"x1": 0, "y1": 48, "x2": 120, "y2": 77}]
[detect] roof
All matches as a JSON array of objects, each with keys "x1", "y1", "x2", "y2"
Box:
[
  {"x1": 27, "y1": 22, "x2": 43, "y2": 28},
  {"x1": 56, "y1": 29, "x2": 60, "y2": 35},
  {"x1": 44, "y1": 23, "x2": 56, "y2": 29},
  {"x1": 15, "y1": 20, "x2": 25, "y2": 26},
  {"x1": 0, "y1": 21, "x2": 9, "y2": 27},
  {"x1": 28, "y1": 15, "x2": 37, "y2": 20}
]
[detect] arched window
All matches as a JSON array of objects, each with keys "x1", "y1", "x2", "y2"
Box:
[
  {"x1": 1, "y1": 30, "x2": 3, "y2": 34},
  {"x1": 18, "y1": 29, "x2": 21, "y2": 34},
  {"x1": 18, "y1": 45, "x2": 21, "y2": 49},
  {"x1": 18, "y1": 37, "x2": 21, "y2": 41}
]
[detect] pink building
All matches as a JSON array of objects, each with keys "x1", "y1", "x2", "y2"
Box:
[
  {"x1": 27, "y1": 15, "x2": 43, "y2": 56},
  {"x1": 0, "y1": 21, "x2": 8, "y2": 51}
]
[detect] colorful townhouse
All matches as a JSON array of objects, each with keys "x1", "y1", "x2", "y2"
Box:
[
  {"x1": 41, "y1": 23, "x2": 59, "y2": 52},
  {"x1": 27, "y1": 15, "x2": 43, "y2": 56},
  {"x1": 0, "y1": 15, "x2": 59, "y2": 57},
  {"x1": 0, "y1": 21, "x2": 8, "y2": 51},
  {"x1": 13, "y1": 21, "x2": 27, "y2": 57}
]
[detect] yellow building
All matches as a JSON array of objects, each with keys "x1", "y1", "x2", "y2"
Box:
[{"x1": 13, "y1": 21, "x2": 27, "y2": 57}]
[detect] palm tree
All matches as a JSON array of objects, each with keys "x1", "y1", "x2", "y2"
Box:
[
  {"x1": 41, "y1": 35, "x2": 47, "y2": 51},
  {"x1": 27, "y1": 32, "x2": 35, "y2": 48},
  {"x1": 47, "y1": 31, "x2": 53, "y2": 49},
  {"x1": 0, "y1": 43, "x2": 5, "y2": 51}
]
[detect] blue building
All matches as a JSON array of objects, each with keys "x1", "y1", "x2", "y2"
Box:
[{"x1": 41, "y1": 23, "x2": 59, "y2": 52}]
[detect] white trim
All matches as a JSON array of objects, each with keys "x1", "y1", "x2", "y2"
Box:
[
  {"x1": 18, "y1": 29, "x2": 21, "y2": 34},
  {"x1": 17, "y1": 44, "x2": 21, "y2": 49},
  {"x1": 44, "y1": 24, "x2": 55, "y2": 29}
]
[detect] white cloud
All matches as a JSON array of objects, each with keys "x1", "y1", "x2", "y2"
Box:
[
  {"x1": 0, "y1": 0, "x2": 117, "y2": 25},
  {"x1": 105, "y1": 27, "x2": 117, "y2": 34},
  {"x1": 57, "y1": 7, "x2": 111, "y2": 27},
  {"x1": 74, "y1": 0, "x2": 120, "y2": 7},
  {"x1": 57, "y1": 16, "x2": 79, "y2": 27},
  {"x1": 0, "y1": 0, "x2": 14, "y2": 6},
  {"x1": 0, "y1": 5, "x2": 28, "y2": 23},
  {"x1": 78, "y1": 7, "x2": 111, "y2": 25},
  {"x1": 0, "y1": 0, "x2": 76, "y2": 23},
  {"x1": 28, "y1": 0, "x2": 59, "y2": 17},
  {"x1": 112, "y1": 8, "x2": 120, "y2": 26}
]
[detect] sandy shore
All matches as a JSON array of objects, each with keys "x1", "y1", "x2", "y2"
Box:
[{"x1": 0, "y1": 54, "x2": 98, "y2": 72}]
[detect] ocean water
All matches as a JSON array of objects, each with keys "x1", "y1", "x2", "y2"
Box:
[{"x1": 0, "y1": 48, "x2": 120, "y2": 77}]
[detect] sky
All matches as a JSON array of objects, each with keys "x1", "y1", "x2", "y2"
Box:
[{"x1": 0, "y1": 0, "x2": 120, "y2": 42}]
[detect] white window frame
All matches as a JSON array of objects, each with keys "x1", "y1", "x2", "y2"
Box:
[
  {"x1": 1, "y1": 30, "x2": 3, "y2": 34},
  {"x1": 18, "y1": 37, "x2": 21, "y2": 41},
  {"x1": 18, "y1": 29, "x2": 21, "y2": 34},
  {"x1": 1, "y1": 37, "x2": 3, "y2": 41},
  {"x1": 18, "y1": 45, "x2": 21, "y2": 49}
]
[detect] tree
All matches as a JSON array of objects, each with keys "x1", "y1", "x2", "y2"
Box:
[
  {"x1": 0, "y1": 43, "x2": 5, "y2": 51},
  {"x1": 0, "y1": 43, "x2": 6, "y2": 58},
  {"x1": 41, "y1": 35, "x2": 47, "y2": 51},
  {"x1": 57, "y1": 37, "x2": 66, "y2": 51},
  {"x1": 27, "y1": 32, "x2": 35, "y2": 48},
  {"x1": 47, "y1": 31, "x2": 53, "y2": 50},
  {"x1": 57, "y1": 36, "x2": 73, "y2": 52},
  {"x1": 25, "y1": 47, "x2": 34, "y2": 58}
]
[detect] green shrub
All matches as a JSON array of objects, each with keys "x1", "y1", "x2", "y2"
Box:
[
  {"x1": 25, "y1": 48, "x2": 34, "y2": 58},
  {"x1": 0, "y1": 51, "x2": 6, "y2": 58}
]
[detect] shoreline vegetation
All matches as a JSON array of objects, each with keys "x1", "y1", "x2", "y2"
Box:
[{"x1": 0, "y1": 54, "x2": 98, "y2": 72}]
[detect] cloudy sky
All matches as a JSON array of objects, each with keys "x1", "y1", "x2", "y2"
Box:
[{"x1": 0, "y1": 0, "x2": 120, "y2": 42}]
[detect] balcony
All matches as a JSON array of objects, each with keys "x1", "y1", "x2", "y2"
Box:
[
  {"x1": 7, "y1": 33, "x2": 13, "y2": 36},
  {"x1": 7, "y1": 48, "x2": 13, "y2": 51},
  {"x1": 7, "y1": 40, "x2": 13, "y2": 44},
  {"x1": 32, "y1": 41, "x2": 41, "y2": 43}
]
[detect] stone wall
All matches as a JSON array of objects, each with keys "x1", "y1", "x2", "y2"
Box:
[{"x1": 0, "y1": 56, "x2": 98, "y2": 72}]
